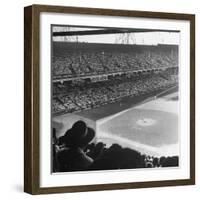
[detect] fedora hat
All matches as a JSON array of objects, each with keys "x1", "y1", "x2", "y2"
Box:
[{"x1": 62, "y1": 121, "x2": 95, "y2": 148}]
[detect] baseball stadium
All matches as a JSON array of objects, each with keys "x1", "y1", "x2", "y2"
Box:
[{"x1": 52, "y1": 26, "x2": 179, "y2": 172}]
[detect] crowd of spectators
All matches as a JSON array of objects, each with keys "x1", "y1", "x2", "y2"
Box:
[
  {"x1": 52, "y1": 69, "x2": 178, "y2": 114},
  {"x1": 52, "y1": 43, "x2": 179, "y2": 114},
  {"x1": 53, "y1": 50, "x2": 178, "y2": 78},
  {"x1": 52, "y1": 121, "x2": 179, "y2": 172}
]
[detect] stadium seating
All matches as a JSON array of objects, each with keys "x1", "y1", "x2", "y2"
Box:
[
  {"x1": 52, "y1": 42, "x2": 178, "y2": 115},
  {"x1": 53, "y1": 51, "x2": 178, "y2": 78},
  {"x1": 52, "y1": 70, "x2": 178, "y2": 114}
]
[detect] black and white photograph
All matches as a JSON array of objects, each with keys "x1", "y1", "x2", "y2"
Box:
[{"x1": 51, "y1": 25, "x2": 180, "y2": 173}]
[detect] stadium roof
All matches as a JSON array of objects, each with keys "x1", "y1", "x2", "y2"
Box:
[{"x1": 53, "y1": 28, "x2": 180, "y2": 37}]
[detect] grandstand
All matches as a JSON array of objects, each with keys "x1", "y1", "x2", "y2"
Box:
[
  {"x1": 52, "y1": 42, "x2": 178, "y2": 80},
  {"x1": 52, "y1": 42, "x2": 178, "y2": 115}
]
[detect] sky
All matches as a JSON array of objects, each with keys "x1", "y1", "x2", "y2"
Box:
[{"x1": 52, "y1": 26, "x2": 179, "y2": 45}]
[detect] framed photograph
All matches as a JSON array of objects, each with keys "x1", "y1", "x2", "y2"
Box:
[{"x1": 24, "y1": 4, "x2": 195, "y2": 194}]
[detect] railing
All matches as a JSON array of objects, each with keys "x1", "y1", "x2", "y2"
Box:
[{"x1": 53, "y1": 66, "x2": 178, "y2": 82}]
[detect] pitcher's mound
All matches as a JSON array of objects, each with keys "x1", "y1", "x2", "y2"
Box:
[{"x1": 136, "y1": 118, "x2": 157, "y2": 127}]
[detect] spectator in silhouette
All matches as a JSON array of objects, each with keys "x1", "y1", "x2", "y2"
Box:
[
  {"x1": 89, "y1": 144, "x2": 142, "y2": 170},
  {"x1": 153, "y1": 157, "x2": 159, "y2": 167},
  {"x1": 159, "y1": 156, "x2": 166, "y2": 167},
  {"x1": 86, "y1": 142, "x2": 106, "y2": 160},
  {"x1": 161, "y1": 156, "x2": 178, "y2": 167},
  {"x1": 57, "y1": 121, "x2": 96, "y2": 172},
  {"x1": 89, "y1": 143, "x2": 123, "y2": 170}
]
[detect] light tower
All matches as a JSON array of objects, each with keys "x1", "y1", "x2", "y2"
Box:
[{"x1": 115, "y1": 33, "x2": 135, "y2": 44}]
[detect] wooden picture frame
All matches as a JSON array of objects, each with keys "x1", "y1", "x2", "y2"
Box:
[{"x1": 24, "y1": 4, "x2": 195, "y2": 194}]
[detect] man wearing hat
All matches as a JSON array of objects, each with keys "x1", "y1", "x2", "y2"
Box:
[{"x1": 57, "y1": 120, "x2": 96, "y2": 172}]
